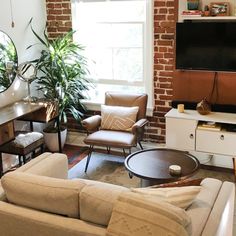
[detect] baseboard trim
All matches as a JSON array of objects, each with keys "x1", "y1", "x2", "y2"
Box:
[{"x1": 200, "y1": 164, "x2": 233, "y2": 174}]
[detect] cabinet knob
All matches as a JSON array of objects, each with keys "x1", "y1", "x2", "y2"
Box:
[
  {"x1": 220, "y1": 135, "x2": 224, "y2": 140},
  {"x1": 189, "y1": 134, "x2": 194, "y2": 139}
]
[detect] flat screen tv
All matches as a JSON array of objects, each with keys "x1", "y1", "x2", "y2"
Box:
[{"x1": 176, "y1": 22, "x2": 236, "y2": 72}]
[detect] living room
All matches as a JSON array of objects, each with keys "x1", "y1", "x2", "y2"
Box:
[{"x1": 0, "y1": 0, "x2": 235, "y2": 235}]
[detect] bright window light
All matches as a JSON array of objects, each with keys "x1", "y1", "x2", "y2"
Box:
[{"x1": 71, "y1": 0, "x2": 153, "y2": 113}]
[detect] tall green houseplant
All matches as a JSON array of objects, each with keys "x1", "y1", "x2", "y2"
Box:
[{"x1": 30, "y1": 27, "x2": 91, "y2": 131}]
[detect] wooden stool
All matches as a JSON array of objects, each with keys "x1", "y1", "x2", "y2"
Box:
[{"x1": 0, "y1": 131, "x2": 44, "y2": 177}]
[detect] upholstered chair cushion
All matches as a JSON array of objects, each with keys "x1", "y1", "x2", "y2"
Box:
[
  {"x1": 131, "y1": 186, "x2": 202, "y2": 209},
  {"x1": 107, "y1": 192, "x2": 191, "y2": 236},
  {"x1": 1, "y1": 172, "x2": 86, "y2": 218},
  {"x1": 101, "y1": 105, "x2": 139, "y2": 131}
]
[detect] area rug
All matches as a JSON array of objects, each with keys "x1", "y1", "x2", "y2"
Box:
[
  {"x1": 63, "y1": 144, "x2": 89, "y2": 169},
  {"x1": 68, "y1": 152, "x2": 140, "y2": 188},
  {"x1": 67, "y1": 149, "x2": 235, "y2": 188}
]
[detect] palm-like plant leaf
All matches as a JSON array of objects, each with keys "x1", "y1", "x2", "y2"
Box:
[{"x1": 29, "y1": 24, "x2": 92, "y2": 128}]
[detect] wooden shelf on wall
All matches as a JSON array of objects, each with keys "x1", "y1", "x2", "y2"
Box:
[{"x1": 178, "y1": 0, "x2": 236, "y2": 22}]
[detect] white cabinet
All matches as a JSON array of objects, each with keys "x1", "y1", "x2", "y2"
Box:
[
  {"x1": 165, "y1": 109, "x2": 236, "y2": 157},
  {"x1": 196, "y1": 129, "x2": 236, "y2": 156},
  {"x1": 166, "y1": 117, "x2": 197, "y2": 151}
]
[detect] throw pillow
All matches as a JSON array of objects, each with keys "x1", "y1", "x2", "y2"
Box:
[
  {"x1": 107, "y1": 191, "x2": 191, "y2": 236},
  {"x1": 152, "y1": 178, "x2": 203, "y2": 188},
  {"x1": 1, "y1": 172, "x2": 86, "y2": 218},
  {"x1": 131, "y1": 185, "x2": 202, "y2": 209},
  {"x1": 101, "y1": 105, "x2": 139, "y2": 131}
]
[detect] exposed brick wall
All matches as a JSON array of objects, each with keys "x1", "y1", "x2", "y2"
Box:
[
  {"x1": 45, "y1": 0, "x2": 178, "y2": 143},
  {"x1": 46, "y1": 0, "x2": 72, "y2": 39},
  {"x1": 149, "y1": 0, "x2": 177, "y2": 143}
]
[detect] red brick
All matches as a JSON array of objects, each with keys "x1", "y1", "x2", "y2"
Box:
[
  {"x1": 161, "y1": 34, "x2": 174, "y2": 40},
  {"x1": 154, "y1": 1, "x2": 166, "y2": 7},
  {"x1": 154, "y1": 15, "x2": 166, "y2": 21}
]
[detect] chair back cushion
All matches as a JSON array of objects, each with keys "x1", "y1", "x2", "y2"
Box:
[
  {"x1": 105, "y1": 92, "x2": 148, "y2": 120},
  {"x1": 101, "y1": 105, "x2": 139, "y2": 131}
]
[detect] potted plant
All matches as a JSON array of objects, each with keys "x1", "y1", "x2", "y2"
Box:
[{"x1": 29, "y1": 25, "x2": 91, "y2": 151}]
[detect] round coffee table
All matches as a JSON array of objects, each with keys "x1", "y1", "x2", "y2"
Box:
[{"x1": 125, "y1": 148, "x2": 200, "y2": 187}]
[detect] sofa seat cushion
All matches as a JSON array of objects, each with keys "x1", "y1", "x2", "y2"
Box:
[
  {"x1": 101, "y1": 105, "x2": 139, "y2": 131},
  {"x1": 131, "y1": 185, "x2": 202, "y2": 209},
  {"x1": 79, "y1": 179, "x2": 129, "y2": 226},
  {"x1": 84, "y1": 130, "x2": 136, "y2": 148},
  {"x1": 1, "y1": 172, "x2": 86, "y2": 218},
  {"x1": 107, "y1": 192, "x2": 191, "y2": 236},
  {"x1": 186, "y1": 178, "x2": 222, "y2": 236}
]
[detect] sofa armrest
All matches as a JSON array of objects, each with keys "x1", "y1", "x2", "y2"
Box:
[
  {"x1": 131, "y1": 118, "x2": 148, "y2": 134},
  {"x1": 202, "y1": 181, "x2": 235, "y2": 236},
  {"x1": 82, "y1": 115, "x2": 101, "y2": 132},
  {"x1": 0, "y1": 201, "x2": 106, "y2": 236},
  {"x1": 15, "y1": 152, "x2": 68, "y2": 179}
]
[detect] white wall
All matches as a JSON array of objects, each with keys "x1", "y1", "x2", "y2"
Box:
[{"x1": 0, "y1": 0, "x2": 46, "y2": 108}]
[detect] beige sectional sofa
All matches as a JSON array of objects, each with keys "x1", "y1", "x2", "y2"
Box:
[{"x1": 0, "y1": 152, "x2": 234, "y2": 236}]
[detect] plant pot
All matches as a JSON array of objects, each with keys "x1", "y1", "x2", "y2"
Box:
[{"x1": 43, "y1": 128, "x2": 67, "y2": 152}]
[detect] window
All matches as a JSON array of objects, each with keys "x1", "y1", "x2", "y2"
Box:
[{"x1": 71, "y1": 0, "x2": 153, "y2": 113}]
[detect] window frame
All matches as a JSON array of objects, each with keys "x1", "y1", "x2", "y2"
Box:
[{"x1": 71, "y1": 0, "x2": 153, "y2": 116}]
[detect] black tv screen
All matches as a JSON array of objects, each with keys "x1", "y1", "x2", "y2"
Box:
[{"x1": 176, "y1": 22, "x2": 236, "y2": 72}]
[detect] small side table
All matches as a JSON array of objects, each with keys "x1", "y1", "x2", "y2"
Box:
[{"x1": 125, "y1": 148, "x2": 200, "y2": 187}]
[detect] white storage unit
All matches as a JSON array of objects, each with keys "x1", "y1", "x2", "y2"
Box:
[{"x1": 165, "y1": 109, "x2": 236, "y2": 157}]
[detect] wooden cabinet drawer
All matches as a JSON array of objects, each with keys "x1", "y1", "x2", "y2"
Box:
[
  {"x1": 196, "y1": 129, "x2": 236, "y2": 156},
  {"x1": 0, "y1": 121, "x2": 14, "y2": 145},
  {"x1": 166, "y1": 117, "x2": 197, "y2": 151}
]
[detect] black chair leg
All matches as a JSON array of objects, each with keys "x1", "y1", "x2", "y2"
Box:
[
  {"x1": 18, "y1": 156, "x2": 22, "y2": 166},
  {"x1": 23, "y1": 155, "x2": 26, "y2": 164},
  {"x1": 138, "y1": 141, "x2": 143, "y2": 150},
  {"x1": 123, "y1": 149, "x2": 126, "y2": 157},
  {"x1": 40, "y1": 144, "x2": 44, "y2": 154},
  {"x1": 85, "y1": 146, "x2": 93, "y2": 173},
  {"x1": 0, "y1": 153, "x2": 3, "y2": 177}
]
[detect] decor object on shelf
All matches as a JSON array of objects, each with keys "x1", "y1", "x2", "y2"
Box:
[
  {"x1": 17, "y1": 62, "x2": 37, "y2": 102},
  {"x1": 28, "y1": 19, "x2": 91, "y2": 151},
  {"x1": 210, "y1": 2, "x2": 230, "y2": 16},
  {"x1": 177, "y1": 104, "x2": 184, "y2": 113},
  {"x1": 187, "y1": 0, "x2": 199, "y2": 10},
  {"x1": 0, "y1": 30, "x2": 17, "y2": 92},
  {"x1": 204, "y1": 5, "x2": 211, "y2": 16},
  {"x1": 196, "y1": 98, "x2": 211, "y2": 115}
]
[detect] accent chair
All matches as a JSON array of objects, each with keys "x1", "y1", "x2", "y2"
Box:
[{"x1": 82, "y1": 91, "x2": 148, "y2": 172}]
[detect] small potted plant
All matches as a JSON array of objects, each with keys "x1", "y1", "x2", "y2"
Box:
[{"x1": 29, "y1": 24, "x2": 91, "y2": 151}]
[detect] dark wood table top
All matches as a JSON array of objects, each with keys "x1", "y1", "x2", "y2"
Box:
[
  {"x1": 0, "y1": 101, "x2": 43, "y2": 126},
  {"x1": 125, "y1": 148, "x2": 200, "y2": 183}
]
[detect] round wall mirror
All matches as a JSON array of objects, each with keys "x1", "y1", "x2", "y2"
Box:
[{"x1": 0, "y1": 31, "x2": 18, "y2": 93}]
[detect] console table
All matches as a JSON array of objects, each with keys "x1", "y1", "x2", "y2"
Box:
[
  {"x1": 165, "y1": 108, "x2": 236, "y2": 179},
  {"x1": 0, "y1": 100, "x2": 61, "y2": 175}
]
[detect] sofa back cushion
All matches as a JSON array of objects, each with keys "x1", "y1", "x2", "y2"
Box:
[
  {"x1": 101, "y1": 105, "x2": 139, "y2": 131},
  {"x1": 107, "y1": 192, "x2": 191, "y2": 236},
  {"x1": 79, "y1": 179, "x2": 129, "y2": 226},
  {"x1": 1, "y1": 172, "x2": 86, "y2": 218}
]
